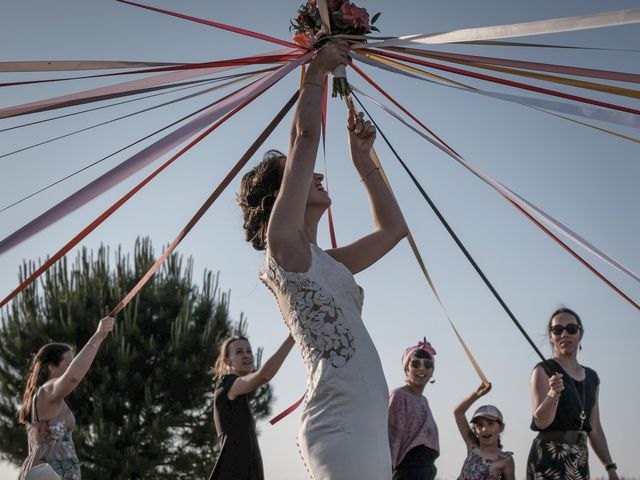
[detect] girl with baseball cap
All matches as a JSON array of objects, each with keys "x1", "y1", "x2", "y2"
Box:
[{"x1": 454, "y1": 383, "x2": 514, "y2": 479}]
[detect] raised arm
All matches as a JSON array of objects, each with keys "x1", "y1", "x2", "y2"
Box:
[
  {"x1": 531, "y1": 365, "x2": 564, "y2": 429},
  {"x1": 588, "y1": 387, "x2": 619, "y2": 480},
  {"x1": 228, "y1": 335, "x2": 296, "y2": 400},
  {"x1": 501, "y1": 454, "x2": 516, "y2": 480},
  {"x1": 267, "y1": 40, "x2": 350, "y2": 272},
  {"x1": 39, "y1": 316, "x2": 115, "y2": 412},
  {"x1": 454, "y1": 382, "x2": 491, "y2": 449},
  {"x1": 327, "y1": 111, "x2": 408, "y2": 274}
]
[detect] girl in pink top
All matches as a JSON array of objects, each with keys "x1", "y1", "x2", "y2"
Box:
[{"x1": 388, "y1": 338, "x2": 439, "y2": 480}]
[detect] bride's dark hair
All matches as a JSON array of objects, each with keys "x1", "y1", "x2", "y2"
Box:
[{"x1": 238, "y1": 149, "x2": 286, "y2": 251}]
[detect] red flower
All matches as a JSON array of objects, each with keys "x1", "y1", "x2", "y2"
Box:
[
  {"x1": 293, "y1": 32, "x2": 312, "y2": 48},
  {"x1": 340, "y1": 1, "x2": 370, "y2": 29}
]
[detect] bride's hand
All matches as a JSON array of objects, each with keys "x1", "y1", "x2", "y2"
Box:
[
  {"x1": 347, "y1": 111, "x2": 376, "y2": 157},
  {"x1": 312, "y1": 39, "x2": 350, "y2": 73}
]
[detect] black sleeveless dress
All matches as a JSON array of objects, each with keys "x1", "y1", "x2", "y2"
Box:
[
  {"x1": 209, "y1": 374, "x2": 263, "y2": 480},
  {"x1": 526, "y1": 359, "x2": 599, "y2": 479}
]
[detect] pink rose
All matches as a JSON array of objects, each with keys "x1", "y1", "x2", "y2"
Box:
[{"x1": 340, "y1": 1, "x2": 370, "y2": 29}]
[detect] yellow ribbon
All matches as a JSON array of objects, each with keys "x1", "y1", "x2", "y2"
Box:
[
  {"x1": 359, "y1": 51, "x2": 639, "y2": 144},
  {"x1": 344, "y1": 115, "x2": 490, "y2": 384},
  {"x1": 386, "y1": 48, "x2": 640, "y2": 99}
]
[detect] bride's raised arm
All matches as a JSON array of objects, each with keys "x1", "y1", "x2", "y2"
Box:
[
  {"x1": 327, "y1": 110, "x2": 408, "y2": 274},
  {"x1": 267, "y1": 40, "x2": 350, "y2": 272}
]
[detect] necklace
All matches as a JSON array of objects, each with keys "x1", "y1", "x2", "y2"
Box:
[{"x1": 557, "y1": 361, "x2": 587, "y2": 430}]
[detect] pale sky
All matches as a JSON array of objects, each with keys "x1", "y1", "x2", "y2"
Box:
[{"x1": 1, "y1": 1, "x2": 639, "y2": 479}]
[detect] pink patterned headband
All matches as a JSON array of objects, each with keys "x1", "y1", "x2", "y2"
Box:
[{"x1": 402, "y1": 337, "x2": 436, "y2": 369}]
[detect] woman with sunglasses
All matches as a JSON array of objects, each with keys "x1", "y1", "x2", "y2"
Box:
[
  {"x1": 388, "y1": 339, "x2": 439, "y2": 480},
  {"x1": 527, "y1": 308, "x2": 619, "y2": 479}
]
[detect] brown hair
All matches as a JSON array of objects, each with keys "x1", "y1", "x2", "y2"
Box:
[
  {"x1": 212, "y1": 335, "x2": 249, "y2": 380},
  {"x1": 237, "y1": 150, "x2": 285, "y2": 251},
  {"x1": 548, "y1": 307, "x2": 583, "y2": 353},
  {"x1": 18, "y1": 343, "x2": 72, "y2": 424}
]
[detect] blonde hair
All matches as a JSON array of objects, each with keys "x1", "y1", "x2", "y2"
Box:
[{"x1": 211, "y1": 335, "x2": 249, "y2": 380}]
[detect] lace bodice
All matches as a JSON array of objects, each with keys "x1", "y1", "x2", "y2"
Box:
[
  {"x1": 260, "y1": 244, "x2": 363, "y2": 371},
  {"x1": 259, "y1": 243, "x2": 392, "y2": 479}
]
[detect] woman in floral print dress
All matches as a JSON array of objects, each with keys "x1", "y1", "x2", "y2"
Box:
[{"x1": 18, "y1": 317, "x2": 114, "y2": 480}]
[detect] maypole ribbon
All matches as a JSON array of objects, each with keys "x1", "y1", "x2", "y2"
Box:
[
  {"x1": 0, "y1": 73, "x2": 266, "y2": 134},
  {"x1": 116, "y1": 0, "x2": 299, "y2": 49},
  {"x1": 0, "y1": 55, "x2": 311, "y2": 308},
  {"x1": 0, "y1": 54, "x2": 310, "y2": 257},
  {"x1": 0, "y1": 71, "x2": 269, "y2": 161},
  {"x1": 388, "y1": 51, "x2": 640, "y2": 100},
  {"x1": 109, "y1": 91, "x2": 299, "y2": 316},
  {"x1": 352, "y1": 93, "x2": 550, "y2": 366},
  {"x1": 0, "y1": 51, "x2": 300, "y2": 88},
  {"x1": 353, "y1": 52, "x2": 640, "y2": 134},
  {"x1": 320, "y1": 77, "x2": 338, "y2": 249},
  {"x1": 363, "y1": 48, "x2": 640, "y2": 117},
  {"x1": 351, "y1": 69, "x2": 640, "y2": 288},
  {"x1": 0, "y1": 60, "x2": 179, "y2": 72},
  {"x1": 354, "y1": 51, "x2": 640, "y2": 137},
  {"x1": 349, "y1": 83, "x2": 640, "y2": 311},
  {"x1": 370, "y1": 145, "x2": 489, "y2": 385},
  {"x1": 457, "y1": 39, "x2": 640, "y2": 53},
  {"x1": 363, "y1": 8, "x2": 640, "y2": 48},
  {"x1": 0, "y1": 49, "x2": 301, "y2": 118},
  {"x1": 345, "y1": 91, "x2": 489, "y2": 382},
  {"x1": 1, "y1": 73, "x2": 274, "y2": 215},
  {"x1": 386, "y1": 47, "x2": 640, "y2": 84}
]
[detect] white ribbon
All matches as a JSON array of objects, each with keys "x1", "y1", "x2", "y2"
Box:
[
  {"x1": 351, "y1": 86, "x2": 640, "y2": 286},
  {"x1": 359, "y1": 8, "x2": 640, "y2": 48},
  {"x1": 352, "y1": 52, "x2": 640, "y2": 130}
]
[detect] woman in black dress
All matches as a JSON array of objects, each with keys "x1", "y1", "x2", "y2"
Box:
[
  {"x1": 527, "y1": 308, "x2": 619, "y2": 479},
  {"x1": 210, "y1": 335, "x2": 294, "y2": 480}
]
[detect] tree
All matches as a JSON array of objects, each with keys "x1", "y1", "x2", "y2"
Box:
[{"x1": 0, "y1": 238, "x2": 273, "y2": 479}]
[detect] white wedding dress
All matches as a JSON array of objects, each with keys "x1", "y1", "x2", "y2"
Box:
[{"x1": 261, "y1": 244, "x2": 391, "y2": 479}]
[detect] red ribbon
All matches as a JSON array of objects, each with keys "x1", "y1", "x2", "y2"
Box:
[
  {"x1": 350, "y1": 67, "x2": 640, "y2": 312},
  {"x1": 362, "y1": 48, "x2": 640, "y2": 116},
  {"x1": 0, "y1": 76, "x2": 290, "y2": 309},
  {"x1": 269, "y1": 391, "x2": 306, "y2": 425},
  {"x1": 387, "y1": 46, "x2": 640, "y2": 83},
  {"x1": 110, "y1": 92, "x2": 300, "y2": 316},
  {"x1": 117, "y1": 0, "x2": 299, "y2": 49},
  {"x1": 0, "y1": 52, "x2": 303, "y2": 88}
]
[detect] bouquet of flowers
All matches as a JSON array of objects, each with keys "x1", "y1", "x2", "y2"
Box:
[{"x1": 290, "y1": 0, "x2": 380, "y2": 98}]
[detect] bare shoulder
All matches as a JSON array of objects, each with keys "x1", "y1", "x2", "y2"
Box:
[{"x1": 268, "y1": 233, "x2": 312, "y2": 273}]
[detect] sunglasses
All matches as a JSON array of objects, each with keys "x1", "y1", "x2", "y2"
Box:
[
  {"x1": 409, "y1": 359, "x2": 434, "y2": 369},
  {"x1": 549, "y1": 324, "x2": 581, "y2": 336}
]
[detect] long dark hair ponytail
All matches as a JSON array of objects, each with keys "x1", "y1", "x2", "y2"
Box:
[{"x1": 18, "y1": 343, "x2": 72, "y2": 424}]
